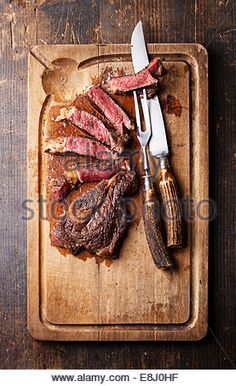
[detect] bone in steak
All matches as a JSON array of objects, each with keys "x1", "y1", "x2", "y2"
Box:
[
  {"x1": 51, "y1": 171, "x2": 137, "y2": 257},
  {"x1": 45, "y1": 136, "x2": 117, "y2": 160},
  {"x1": 87, "y1": 86, "x2": 134, "y2": 136},
  {"x1": 67, "y1": 106, "x2": 123, "y2": 153},
  {"x1": 108, "y1": 57, "x2": 166, "y2": 96}
]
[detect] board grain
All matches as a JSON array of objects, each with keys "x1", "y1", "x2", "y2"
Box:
[{"x1": 27, "y1": 43, "x2": 208, "y2": 341}]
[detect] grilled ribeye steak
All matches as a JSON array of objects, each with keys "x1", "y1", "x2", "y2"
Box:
[
  {"x1": 45, "y1": 136, "x2": 118, "y2": 160},
  {"x1": 67, "y1": 106, "x2": 124, "y2": 153},
  {"x1": 108, "y1": 58, "x2": 167, "y2": 97},
  {"x1": 51, "y1": 180, "x2": 109, "y2": 253},
  {"x1": 87, "y1": 86, "x2": 134, "y2": 137},
  {"x1": 51, "y1": 171, "x2": 137, "y2": 257}
]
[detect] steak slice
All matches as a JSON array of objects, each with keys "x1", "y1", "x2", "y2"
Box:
[
  {"x1": 74, "y1": 94, "x2": 111, "y2": 128},
  {"x1": 108, "y1": 57, "x2": 167, "y2": 97},
  {"x1": 50, "y1": 175, "x2": 73, "y2": 201},
  {"x1": 50, "y1": 171, "x2": 137, "y2": 257},
  {"x1": 75, "y1": 94, "x2": 127, "y2": 148},
  {"x1": 45, "y1": 136, "x2": 117, "y2": 160},
  {"x1": 65, "y1": 158, "x2": 129, "y2": 184},
  {"x1": 109, "y1": 68, "x2": 158, "y2": 94},
  {"x1": 67, "y1": 106, "x2": 123, "y2": 153},
  {"x1": 147, "y1": 57, "x2": 167, "y2": 78},
  {"x1": 49, "y1": 158, "x2": 130, "y2": 202},
  {"x1": 87, "y1": 86, "x2": 133, "y2": 136}
]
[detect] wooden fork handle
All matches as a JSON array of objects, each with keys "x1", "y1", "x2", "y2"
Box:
[
  {"x1": 143, "y1": 180, "x2": 173, "y2": 269},
  {"x1": 158, "y1": 156, "x2": 182, "y2": 248}
]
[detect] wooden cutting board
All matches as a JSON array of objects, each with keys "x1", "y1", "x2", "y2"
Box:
[{"x1": 27, "y1": 43, "x2": 208, "y2": 341}]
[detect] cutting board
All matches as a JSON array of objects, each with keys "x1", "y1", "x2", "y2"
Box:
[{"x1": 27, "y1": 43, "x2": 208, "y2": 341}]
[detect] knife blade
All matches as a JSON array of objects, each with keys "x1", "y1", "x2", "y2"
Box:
[
  {"x1": 131, "y1": 21, "x2": 182, "y2": 248},
  {"x1": 131, "y1": 21, "x2": 168, "y2": 157}
]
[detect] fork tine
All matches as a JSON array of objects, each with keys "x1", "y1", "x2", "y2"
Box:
[
  {"x1": 133, "y1": 90, "x2": 141, "y2": 135},
  {"x1": 141, "y1": 88, "x2": 151, "y2": 134}
]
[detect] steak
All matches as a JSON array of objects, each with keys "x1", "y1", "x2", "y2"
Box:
[
  {"x1": 109, "y1": 68, "x2": 158, "y2": 94},
  {"x1": 45, "y1": 136, "x2": 117, "y2": 160},
  {"x1": 64, "y1": 158, "x2": 129, "y2": 184},
  {"x1": 51, "y1": 180, "x2": 109, "y2": 253},
  {"x1": 74, "y1": 94, "x2": 112, "y2": 129},
  {"x1": 50, "y1": 158, "x2": 130, "y2": 201},
  {"x1": 108, "y1": 57, "x2": 167, "y2": 97},
  {"x1": 147, "y1": 57, "x2": 167, "y2": 78},
  {"x1": 67, "y1": 106, "x2": 123, "y2": 153},
  {"x1": 75, "y1": 94, "x2": 128, "y2": 148},
  {"x1": 50, "y1": 171, "x2": 137, "y2": 257},
  {"x1": 50, "y1": 175, "x2": 73, "y2": 201},
  {"x1": 87, "y1": 86, "x2": 133, "y2": 136}
]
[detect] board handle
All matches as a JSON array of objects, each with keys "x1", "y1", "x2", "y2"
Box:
[
  {"x1": 158, "y1": 156, "x2": 182, "y2": 248},
  {"x1": 143, "y1": 177, "x2": 173, "y2": 269}
]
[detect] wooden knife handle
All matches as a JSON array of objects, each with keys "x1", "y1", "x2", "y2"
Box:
[
  {"x1": 158, "y1": 156, "x2": 182, "y2": 248},
  {"x1": 143, "y1": 184, "x2": 173, "y2": 269}
]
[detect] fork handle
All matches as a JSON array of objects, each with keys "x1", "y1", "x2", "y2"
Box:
[
  {"x1": 143, "y1": 176, "x2": 173, "y2": 269},
  {"x1": 158, "y1": 156, "x2": 182, "y2": 248}
]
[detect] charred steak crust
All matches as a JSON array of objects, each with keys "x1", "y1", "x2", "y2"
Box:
[
  {"x1": 51, "y1": 180, "x2": 109, "y2": 253},
  {"x1": 50, "y1": 171, "x2": 137, "y2": 258}
]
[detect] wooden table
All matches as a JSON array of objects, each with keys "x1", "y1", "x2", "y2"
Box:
[{"x1": 0, "y1": 0, "x2": 235, "y2": 369}]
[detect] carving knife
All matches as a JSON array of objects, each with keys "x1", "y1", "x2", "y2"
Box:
[{"x1": 131, "y1": 21, "x2": 182, "y2": 248}]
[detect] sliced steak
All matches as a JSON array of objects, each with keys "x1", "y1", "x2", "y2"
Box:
[
  {"x1": 67, "y1": 106, "x2": 123, "y2": 153},
  {"x1": 50, "y1": 171, "x2": 137, "y2": 257},
  {"x1": 65, "y1": 158, "x2": 129, "y2": 184},
  {"x1": 87, "y1": 86, "x2": 133, "y2": 137},
  {"x1": 45, "y1": 136, "x2": 117, "y2": 160},
  {"x1": 75, "y1": 94, "x2": 127, "y2": 149},
  {"x1": 109, "y1": 68, "x2": 158, "y2": 94},
  {"x1": 74, "y1": 94, "x2": 110, "y2": 127},
  {"x1": 50, "y1": 159, "x2": 130, "y2": 201},
  {"x1": 147, "y1": 57, "x2": 167, "y2": 78},
  {"x1": 108, "y1": 57, "x2": 167, "y2": 97}
]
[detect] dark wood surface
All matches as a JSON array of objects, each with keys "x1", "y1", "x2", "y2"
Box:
[{"x1": 0, "y1": 0, "x2": 235, "y2": 369}]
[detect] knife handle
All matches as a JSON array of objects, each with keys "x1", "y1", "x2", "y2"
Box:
[
  {"x1": 142, "y1": 176, "x2": 173, "y2": 269},
  {"x1": 158, "y1": 156, "x2": 182, "y2": 248}
]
